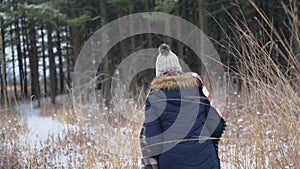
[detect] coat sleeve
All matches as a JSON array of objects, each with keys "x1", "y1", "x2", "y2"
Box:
[
  {"x1": 204, "y1": 106, "x2": 226, "y2": 155},
  {"x1": 205, "y1": 106, "x2": 226, "y2": 138},
  {"x1": 144, "y1": 94, "x2": 163, "y2": 157},
  {"x1": 145, "y1": 95, "x2": 162, "y2": 138}
]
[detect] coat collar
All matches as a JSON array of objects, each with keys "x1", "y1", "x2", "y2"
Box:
[{"x1": 151, "y1": 74, "x2": 200, "y2": 90}]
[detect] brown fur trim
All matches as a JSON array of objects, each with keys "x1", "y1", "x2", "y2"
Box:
[{"x1": 151, "y1": 74, "x2": 200, "y2": 90}]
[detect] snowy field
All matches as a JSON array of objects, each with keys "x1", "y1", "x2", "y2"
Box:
[
  {"x1": 1, "y1": 96, "x2": 143, "y2": 168},
  {"x1": 1, "y1": 91, "x2": 299, "y2": 169}
]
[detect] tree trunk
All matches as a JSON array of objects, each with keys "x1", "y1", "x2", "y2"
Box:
[
  {"x1": 128, "y1": 3, "x2": 135, "y2": 51},
  {"x1": 40, "y1": 24, "x2": 47, "y2": 97},
  {"x1": 28, "y1": 20, "x2": 40, "y2": 105},
  {"x1": 15, "y1": 19, "x2": 24, "y2": 99},
  {"x1": 0, "y1": 20, "x2": 9, "y2": 106},
  {"x1": 100, "y1": 0, "x2": 111, "y2": 108},
  {"x1": 163, "y1": 16, "x2": 172, "y2": 46},
  {"x1": 65, "y1": 26, "x2": 72, "y2": 90},
  {"x1": 69, "y1": 2, "x2": 82, "y2": 69},
  {"x1": 0, "y1": 24, "x2": 3, "y2": 104},
  {"x1": 118, "y1": 2, "x2": 126, "y2": 58},
  {"x1": 47, "y1": 23, "x2": 57, "y2": 104},
  {"x1": 56, "y1": 24, "x2": 64, "y2": 94},
  {"x1": 70, "y1": 26, "x2": 81, "y2": 67},
  {"x1": 0, "y1": 50, "x2": 3, "y2": 105},
  {"x1": 175, "y1": 2, "x2": 184, "y2": 61},
  {"x1": 21, "y1": 17, "x2": 29, "y2": 98},
  {"x1": 146, "y1": 0, "x2": 153, "y2": 48},
  {"x1": 198, "y1": 0, "x2": 208, "y2": 76},
  {"x1": 9, "y1": 23, "x2": 17, "y2": 99}
]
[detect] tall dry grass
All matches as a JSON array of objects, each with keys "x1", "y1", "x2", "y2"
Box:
[
  {"x1": 0, "y1": 99, "x2": 143, "y2": 168},
  {"x1": 219, "y1": 1, "x2": 300, "y2": 168}
]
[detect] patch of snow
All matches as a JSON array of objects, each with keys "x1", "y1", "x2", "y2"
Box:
[
  {"x1": 17, "y1": 101, "x2": 75, "y2": 146},
  {"x1": 23, "y1": 4, "x2": 48, "y2": 9}
]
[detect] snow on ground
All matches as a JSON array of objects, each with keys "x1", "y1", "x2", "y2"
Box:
[
  {"x1": 13, "y1": 97, "x2": 248, "y2": 169},
  {"x1": 9, "y1": 96, "x2": 142, "y2": 168},
  {"x1": 16, "y1": 96, "x2": 73, "y2": 146}
]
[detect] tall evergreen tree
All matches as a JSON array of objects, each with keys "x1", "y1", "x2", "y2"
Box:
[
  {"x1": 0, "y1": 19, "x2": 9, "y2": 106},
  {"x1": 28, "y1": 20, "x2": 41, "y2": 104},
  {"x1": 47, "y1": 23, "x2": 57, "y2": 104}
]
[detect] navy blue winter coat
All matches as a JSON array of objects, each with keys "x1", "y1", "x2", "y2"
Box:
[{"x1": 144, "y1": 74, "x2": 225, "y2": 169}]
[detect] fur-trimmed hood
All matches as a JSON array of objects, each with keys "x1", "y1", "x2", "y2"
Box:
[{"x1": 150, "y1": 74, "x2": 200, "y2": 90}]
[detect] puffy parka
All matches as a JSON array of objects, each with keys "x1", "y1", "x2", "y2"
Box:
[{"x1": 144, "y1": 73, "x2": 225, "y2": 169}]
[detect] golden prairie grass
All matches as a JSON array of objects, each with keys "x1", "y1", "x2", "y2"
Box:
[{"x1": 218, "y1": 1, "x2": 300, "y2": 168}]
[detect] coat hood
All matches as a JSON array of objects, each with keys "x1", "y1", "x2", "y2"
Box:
[{"x1": 150, "y1": 74, "x2": 200, "y2": 90}]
